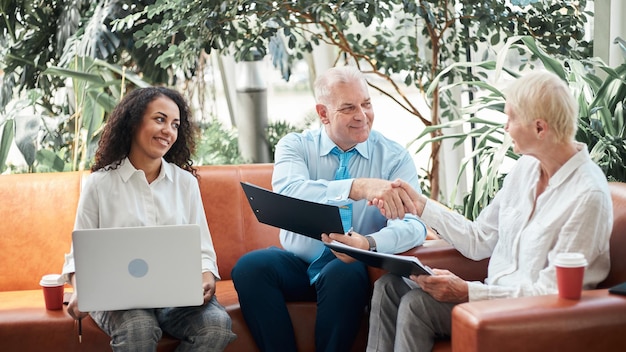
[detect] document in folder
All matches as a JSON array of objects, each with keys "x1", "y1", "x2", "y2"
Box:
[
  {"x1": 325, "y1": 241, "x2": 434, "y2": 277},
  {"x1": 240, "y1": 182, "x2": 345, "y2": 240}
]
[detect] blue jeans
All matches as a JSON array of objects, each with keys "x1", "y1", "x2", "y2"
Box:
[
  {"x1": 91, "y1": 296, "x2": 236, "y2": 352},
  {"x1": 231, "y1": 247, "x2": 369, "y2": 352}
]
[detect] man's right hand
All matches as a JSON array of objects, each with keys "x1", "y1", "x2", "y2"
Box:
[{"x1": 364, "y1": 178, "x2": 424, "y2": 219}]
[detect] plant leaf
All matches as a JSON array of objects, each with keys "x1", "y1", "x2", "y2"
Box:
[{"x1": 0, "y1": 119, "x2": 15, "y2": 173}]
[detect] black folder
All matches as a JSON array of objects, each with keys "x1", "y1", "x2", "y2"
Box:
[
  {"x1": 608, "y1": 281, "x2": 626, "y2": 296},
  {"x1": 240, "y1": 182, "x2": 345, "y2": 240},
  {"x1": 324, "y1": 241, "x2": 434, "y2": 277}
]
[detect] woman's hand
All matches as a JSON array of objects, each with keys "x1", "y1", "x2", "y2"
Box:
[
  {"x1": 67, "y1": 291, "x2": 89, "y2": 320},
  {"x1": 411, "y1": 269, "x2": 469, "y2": 303},
  {"x1": 202, "y1": 271, "x2": 216, "y2": 304}
]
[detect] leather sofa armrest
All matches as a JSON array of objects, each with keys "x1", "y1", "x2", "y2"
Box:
[{"x1": 451, "y1": 289, "x2": 626, "y2": 352}]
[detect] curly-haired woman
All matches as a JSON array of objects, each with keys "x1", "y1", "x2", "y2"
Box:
[{"x1": 62, "y1": 87, "x2": 236, "y2": 351}]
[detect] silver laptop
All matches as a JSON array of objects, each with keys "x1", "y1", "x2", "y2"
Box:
[{"x1": 72, "y1": 224, "x2": 204, "y2": 311}]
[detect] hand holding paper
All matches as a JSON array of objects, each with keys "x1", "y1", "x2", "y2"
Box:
[
  {"x1": 324, "y1": 240, "x2": 433, "y2": 277},
  {"x1": 321, "y1": 230, "x2": 369, "y2": 264},
  {"x1": 412, "y1": 269, "x2": 468, "y2": 303}
]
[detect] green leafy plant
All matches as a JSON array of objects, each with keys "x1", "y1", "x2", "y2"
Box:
[
  {"x1": 118, "y1": 0, "x2": 592, "y2": 197},
  {"x1": 193, "y1": 118, "x2": 307, "y2": 166},
  {"x1": 0, "y1": 57, "x2": 149, "y2": 173},
  {"x1": 0, "y1": 0, "x2": 598, "y2": 181},
  {"x1": 193, "y1": 119, "x2": 243, "y2": 166},
  {"x1": 571, "y1": 58, "x2": 626, "y2": 182},
  {"x1": 0, "y1": 0, "x2": 175, "y2": 109},
  {"x1": 266, "y1": 118, "x2": 313, "y2": 162}
]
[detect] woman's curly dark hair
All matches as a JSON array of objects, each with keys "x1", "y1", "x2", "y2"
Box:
[{"x1": 91, "y1": 87, "x2": 198, "y2": 176}]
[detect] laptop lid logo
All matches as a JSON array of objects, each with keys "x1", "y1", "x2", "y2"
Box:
[{"x1": 128, "y1": 258, "x2": 149, "y2": 278}]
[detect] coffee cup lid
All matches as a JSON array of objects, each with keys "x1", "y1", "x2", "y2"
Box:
[
  {"x1": 40, "y1": 274, "x2": 63, "y2": 287},
  {"x1": 554, "y1": 252, "x2": 588, "y2": 268}
]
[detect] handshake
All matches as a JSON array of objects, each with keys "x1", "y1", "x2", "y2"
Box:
[{"x1": 354, "y1": 178, "x2": 424, "y2": 220}]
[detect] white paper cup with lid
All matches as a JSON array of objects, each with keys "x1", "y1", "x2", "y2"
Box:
[
  {"x1": 40, "y1": 274, "x2": 64, "y2": 310},
  {"x1": 554, "y1": 253, "x2": 587, "y2": 300}
]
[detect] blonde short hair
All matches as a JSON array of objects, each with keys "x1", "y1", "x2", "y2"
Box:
[{"x1": 505, "y1": 71, "x2": 578, "y2": 143}]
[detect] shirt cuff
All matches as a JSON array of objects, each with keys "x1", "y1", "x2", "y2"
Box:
[
  {"x1": 326, "y1": 179, "x2": 354, "y2": 205},
  {"x1": 467, "y1": 280, "x2": 488, "y2": 301}
]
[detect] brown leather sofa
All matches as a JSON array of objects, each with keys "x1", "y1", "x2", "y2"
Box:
[{"x1": 0, "y1": 164, "x2": 624, "y2": 351}]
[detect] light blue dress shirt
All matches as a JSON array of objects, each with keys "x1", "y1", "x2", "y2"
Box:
[{"x1": 272, "y1": 127, "x2": 427, "y2": 263}]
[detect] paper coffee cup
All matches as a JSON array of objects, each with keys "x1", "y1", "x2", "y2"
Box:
[
  {"x1": 554, "y1": 253, "x2": 587, "y2": 300},
  {"x1": 40, "y1": 274, "x2": 64, "y2": 310}
]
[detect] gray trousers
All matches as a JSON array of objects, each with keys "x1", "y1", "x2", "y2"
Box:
[
  {"x1": 91, "y1": 296, "x2": 236, "y2": 352},
  {"x1": 367, "y1": 273, "x2": 456, "y2": 352}
]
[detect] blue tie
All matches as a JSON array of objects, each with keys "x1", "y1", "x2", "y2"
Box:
[
  {"x1": 332, "y1": 147, "x2": 356, "y2": 231},
  {"x1": 306, "y1": 147, "x2": 357, "y2": 284}
]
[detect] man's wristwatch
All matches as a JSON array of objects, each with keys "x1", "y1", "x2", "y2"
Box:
[{"x1": 365, "y1": 236, "x2": 377, "y2": 252}]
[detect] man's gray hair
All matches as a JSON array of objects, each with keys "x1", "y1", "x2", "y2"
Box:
[{"x1": 314, "y1": 66, "x2": 367, "y2": 105}]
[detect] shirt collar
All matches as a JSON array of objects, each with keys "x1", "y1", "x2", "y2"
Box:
[
  {"x1": 548, "y1": 142, "x2": 590, "y2": 188},
  {"x1": 118, "y1": 157, "x2": 174, "y2": 183},
  {"x1": 320, "y1": 127, "x2": 369, "y2": 159}
]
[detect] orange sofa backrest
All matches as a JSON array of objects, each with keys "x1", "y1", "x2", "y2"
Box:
[
  {"x1": 196, "y1": 164, "x2": 279, "y2": 280},
  {"x1": 0, "y1": 172, "x2": 84, "y2": 291},
  {"x1": 0, "y1": 164, "x2": 278, "y2": 292},
  {"x1": 2, "y1": 166, "x2": 623, "y2": 292}
]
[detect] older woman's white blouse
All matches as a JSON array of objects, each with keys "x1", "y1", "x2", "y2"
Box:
[{"x1": 421, "y1": 143, "x2": 612, "y2": 301}]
